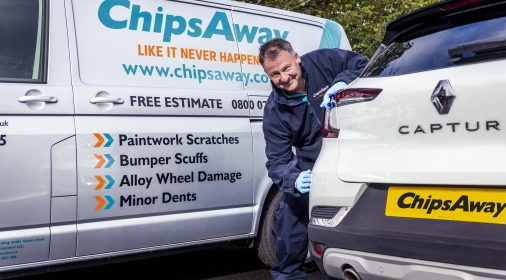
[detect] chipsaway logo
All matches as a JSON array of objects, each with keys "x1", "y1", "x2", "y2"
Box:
[
  {"x1": 385, "y1": 187, "x2": 506, "y2": 224},
  {"x1": 98, "y1": 0, "x2": 289, "y2": 44},
  {"x1": 397, "y1": 192, "x2": 506, "y2": 218}
]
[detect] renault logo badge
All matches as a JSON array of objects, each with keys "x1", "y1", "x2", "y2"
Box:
[{"x1": 431, "y1": 80, "x2": 456, "y2": 115}]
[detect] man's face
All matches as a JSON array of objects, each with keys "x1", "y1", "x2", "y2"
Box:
[{"x1": 263, "y1": 50, "x2": 305, "y2": 94}]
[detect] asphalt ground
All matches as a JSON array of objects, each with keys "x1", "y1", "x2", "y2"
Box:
[{"x1": 19, "y1": 248, "x2": 330, "y2": 280}]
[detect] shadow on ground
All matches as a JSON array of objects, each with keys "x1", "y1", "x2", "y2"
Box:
[{"x1": 19, "y1": 248, "x2": 329, "y2": 280}]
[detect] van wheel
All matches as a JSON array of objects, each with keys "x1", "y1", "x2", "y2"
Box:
[
  {"x1": 256, "y1": 189, "x2": 317, "y2": 270},
  {"x1": 255, "y1": 188, "x2": 283, "y2": 267}
]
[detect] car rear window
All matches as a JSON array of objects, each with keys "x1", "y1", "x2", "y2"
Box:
[{"x1": 362, "y1": 16, "x2": 506, "y2": 78}]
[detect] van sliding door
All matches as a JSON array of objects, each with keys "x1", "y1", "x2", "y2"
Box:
[{"x1": 69, "y1": 0, "x2": 254, "y2": 256}]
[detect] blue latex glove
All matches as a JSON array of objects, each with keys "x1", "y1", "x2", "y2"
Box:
[
  {"x1": 295, "y1": 170, "x2": 312, "y2": 194},
  {"x1": 320, "y1": 81, "x2": 347, "y2": 110}
]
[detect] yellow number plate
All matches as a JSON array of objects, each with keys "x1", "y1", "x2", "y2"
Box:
[{"x1": 385, "y1": 186, "x2": 506, "y2": 224}]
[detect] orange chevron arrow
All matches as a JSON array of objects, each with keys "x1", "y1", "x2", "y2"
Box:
[
  {"x1": 95, "y1": 175, "x2": 105, "y2": 190},
  {"x1": 94, "y1": 196, "x2": 106, "y2": 210},
  {"x1": 95, "y1": 154, "x2": 105, "y2": 168},
  {"x1": 94, "y1": 133, "x2": 105, "y2": 148}
]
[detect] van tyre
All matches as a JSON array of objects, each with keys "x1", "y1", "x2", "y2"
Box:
[
  {"x1": 256, "y1": 188, "x2": 318, "y2": 271},
  {"x1": 255, "y1": 188, "x2": 283, "y2": 267}
]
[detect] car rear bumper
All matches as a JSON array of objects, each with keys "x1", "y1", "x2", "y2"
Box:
[
  {"x1": 322, "y1": 248, "x2": 506, "y2": 280},
  {"x1": 309, "y1": 184, "x2": 506, "y2": 274}
]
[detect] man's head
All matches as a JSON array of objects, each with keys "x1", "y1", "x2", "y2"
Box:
[{"x1": 259, "y1": 39, "x2": 305, "y2": 94}]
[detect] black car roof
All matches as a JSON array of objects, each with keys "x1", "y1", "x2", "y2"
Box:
[{"x1": 383, "y1": 0, "x2": 506, "y2": 45}]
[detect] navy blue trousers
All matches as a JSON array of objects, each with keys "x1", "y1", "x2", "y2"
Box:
[{"x1": 271, "y1": 193, "x2": 309, "y2": 280}]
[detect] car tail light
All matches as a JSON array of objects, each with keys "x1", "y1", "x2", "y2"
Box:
[
  {"x1": 441, "y1": 0, "x2": 483, "y2": 10},
  {"x1": 322, "y1": 88, "x2": 382, "y2": 138},
  {"x1": 322, "y1": 109, "x2": 339, "y2": 138}
]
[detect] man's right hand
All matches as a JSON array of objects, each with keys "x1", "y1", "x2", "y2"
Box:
[
  {"x1": 295, "y1": 170, "x2": 312, "y2": 194},
  {"x1": 320, "y1": 81, "x2": 347, "y2": 110}
]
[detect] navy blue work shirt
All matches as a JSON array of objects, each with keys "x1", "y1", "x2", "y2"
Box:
[{"x1": 263, "y1": 48, "x2": 368, "y2": 196}]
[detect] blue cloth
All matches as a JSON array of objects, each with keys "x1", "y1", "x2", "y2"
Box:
[
  {"x1": 263, "y1": 48, "x2": 368, "y2": 279},
  {"x1": 320, "y1": 81, "x2": 347, "y2": 109}
]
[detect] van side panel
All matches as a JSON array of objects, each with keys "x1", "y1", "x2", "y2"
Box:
[{"x1": 70, "y1": 0, "x2": 255, "y2": 256}]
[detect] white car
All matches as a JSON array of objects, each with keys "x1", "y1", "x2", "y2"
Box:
[{"x1": 309, "y1": 0, "x2": 506, "y2": 279}]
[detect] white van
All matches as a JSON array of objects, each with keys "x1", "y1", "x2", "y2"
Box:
[{"x1": 0, "y1": 0, "x2": 351, "y2": 275}]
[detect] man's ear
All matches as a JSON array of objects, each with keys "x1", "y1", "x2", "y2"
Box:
[{"x1": 294, "y1": 52, "x2": 301, "y2": 64}]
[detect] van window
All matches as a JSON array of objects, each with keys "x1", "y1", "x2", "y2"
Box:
[
  {"x1": 0, "y1": 0, "x2": 45, "y2": 82},
  {"x1": 362, "y1": 16, "x2": 506, "y2": 78}
]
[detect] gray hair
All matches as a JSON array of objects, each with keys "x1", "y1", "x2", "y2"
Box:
[{"x1": 258, "y1": 38, "x2": 295, "y2": 67}]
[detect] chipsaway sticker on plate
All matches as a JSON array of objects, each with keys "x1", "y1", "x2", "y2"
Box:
[{"x1": 385, "y1": 187, "x2": 506, "y2": 224}]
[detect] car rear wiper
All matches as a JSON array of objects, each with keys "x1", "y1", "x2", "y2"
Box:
[{"x1": 449, "y1": 38, "x2": 506, "y2": 62}]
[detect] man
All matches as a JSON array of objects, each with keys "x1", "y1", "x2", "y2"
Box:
[{"x1": 260, "y1": 38, "x2": 368, "y2": 279}]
